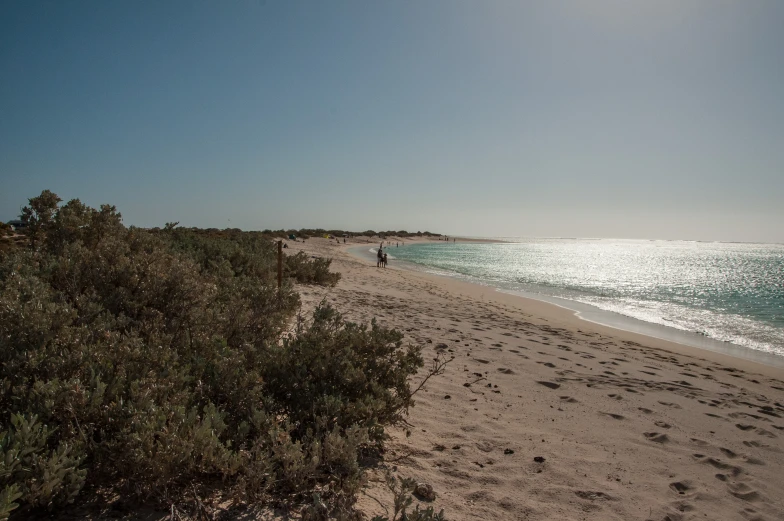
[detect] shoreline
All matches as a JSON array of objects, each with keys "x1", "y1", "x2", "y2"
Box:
[
  {"x1": 497, "y1": 288, "x2": 784, "y2": 370},
  {"x1": 286, "y1": 235, "x2": 784, "y2": 520},
  {"x1": 346, "y1": 240, "x2": 784, "y2": 374}
]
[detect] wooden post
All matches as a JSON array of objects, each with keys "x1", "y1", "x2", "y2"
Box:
[{"x1": 277, "y1": 240, "x2": 283, "y2": 294}]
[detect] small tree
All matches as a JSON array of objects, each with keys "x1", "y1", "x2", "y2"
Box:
[{"x1": 20, "y1": 190, "x2": 61, "y2": 248}]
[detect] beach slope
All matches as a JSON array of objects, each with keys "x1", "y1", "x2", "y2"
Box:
[{"x1": 289, "y1": 236, "x2": 784, "y2": 521}]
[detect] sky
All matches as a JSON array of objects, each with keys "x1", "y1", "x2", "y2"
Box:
[{"x1": 1, "y1": 1, "x2": 783, "y2": 242}]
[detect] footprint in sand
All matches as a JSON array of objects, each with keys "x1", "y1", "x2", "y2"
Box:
[
  {"x1": 536, "y1": 381, "x2": 560, "y2": 390},
  {"x1": 655, "y1": 421, "x2": 672, "y2": 429},
  {"x1": 692, "y1": 454, "x2": 743, "y2": 477},
  {"x1": 497, "y1": 368, "x2": 516, "y2": 375},
  {"x1": 727, "y1": 482, "x2": 762, "y2": 502},
  {"x1": 755, "y1": 428, "x2": 777, "y2": 438},
  {"x1": 599, "y1": 412, "x2": 625, "y2": 420},
  {"x1": 474, "y1": 359, "x2": 490, "y2": 364},
  {"x1": 756, "y1": 406, "x2": 781, "y2": 419},
  {"x1": 560, "y1": 396, "x2": 578, "y2": 403},
  {"x1": 644, "y1": 432, "x2": 669, "y2": 443},
  {"x1": 658, "y1": 401, "x2": 682, "y2": 409},
  {"x1": 669, "y1": 481, "x2": 694, "y2": 495},
  {"x1": 638, "y1": 407, "x2": 653, "y2": 414},
  {"x1": 608, "y1": 394, "x2": 623, "y2": 400},
  {"x1": 719, "y1": 447, "x2": 737, "y2": 458},
  {"x1": 574, "y1": 491, "x2": 614, "y2": 501}
]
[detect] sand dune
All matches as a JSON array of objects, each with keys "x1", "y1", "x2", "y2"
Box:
[{"x1": 289, "y1": 236, "x2": 784, "y2": 521}]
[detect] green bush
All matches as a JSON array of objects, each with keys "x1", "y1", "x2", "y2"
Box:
[
  {"x1": 0, "y1": 191, "x2": 432, "y2": 518},
  {"x1": 0, "y1": 414, "x2": 85, "y2": 512},
  {"x1": 262, "y1": 305, "x2": 422, "y2": 443},
  {"x1": 363, "y1": 473, "x2": 445, "y2": 521},
  {"x1": 285, "y1": 251, "x2": 341, "y2": 286}
]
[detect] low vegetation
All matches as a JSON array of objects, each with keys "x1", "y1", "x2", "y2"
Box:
[
  {"x1": 0, "y1": 191, "x2": 446, "y2": 520},
  {"x1": 260, "y1": 228, "x2": 442, "y2": 240},
  {"x1": 0, "y1": 223, "x2": 24, "y2": 257}
]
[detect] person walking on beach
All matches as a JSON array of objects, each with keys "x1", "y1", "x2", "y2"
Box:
[
  {"x1": 377, "y1": 245, "x2": 383, "y2": 268},
  {"x1": 383, "y1": 252, "x2": 388, "y2": 268}
]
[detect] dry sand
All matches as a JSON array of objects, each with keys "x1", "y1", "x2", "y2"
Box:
[{"x1": 286, "y1": 235, "x2": 784, "y2": 521}]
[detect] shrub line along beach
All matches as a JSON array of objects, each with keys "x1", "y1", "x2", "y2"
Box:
[
  {"x1": 287, "y1": 235, "x2": 784, "y2": 521},
  {"x1": 2, "y1": 196, "x2": 783, "y2": 520},
  {"x1": 0, "y1": 193, "x2": 446, "y2": 520}
]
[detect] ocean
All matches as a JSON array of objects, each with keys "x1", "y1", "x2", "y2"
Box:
[{"x1": 378, "y1": 239, "x2": 784, "y2": 362}]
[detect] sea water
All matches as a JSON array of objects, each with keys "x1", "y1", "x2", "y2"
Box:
[{"x1": 382, "y1": 239, "x2": 784, "y2": 360}]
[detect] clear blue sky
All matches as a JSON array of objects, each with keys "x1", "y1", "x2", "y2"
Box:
[{"x1": 2, "y1": 1, "x2": 783, "y2": 242}]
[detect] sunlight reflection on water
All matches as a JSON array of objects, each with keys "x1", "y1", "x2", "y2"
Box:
[{"x1": 392, "y1": 239, "x2": 784, "y2": 356}]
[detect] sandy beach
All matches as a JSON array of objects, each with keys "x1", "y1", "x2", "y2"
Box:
[{"x1": 286, "y1": 236, "x2": 784, "y2": 521}]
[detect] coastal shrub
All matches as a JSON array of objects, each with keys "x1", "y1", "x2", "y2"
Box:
[
  {"x1": 262, "y1": 304, "x2": 422, "y2": 443},
  {"x1": 363, "y1": 473, "x2": 445, "y2": 521},
  {"x1": 285, "y1": 251, "x2": 341, "y2": 286},
  {"x1": 0, "y1": 190, "x2": 431, "y2": 518},
  {"x1": 0, "y1": 414, "x2": 86, "y2": 511},
  {"x1": 0, "y1": 224, "x2": 18, "y2": 257},
  {"x1": 282, "y1": 228, "x2": 443, "y2": 240}
]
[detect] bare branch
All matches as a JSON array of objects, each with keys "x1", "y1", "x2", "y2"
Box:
[{"x1": 410, "y1": 353, "x2": 454, "y2": 397}]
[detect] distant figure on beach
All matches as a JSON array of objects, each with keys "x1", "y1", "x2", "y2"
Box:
[
  {"x1": 383, "y1": 252, "x2": 388, "y2": 268},
  {"x1": 377, "y1": 246, "x2": 383, "y2": 268}
]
